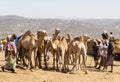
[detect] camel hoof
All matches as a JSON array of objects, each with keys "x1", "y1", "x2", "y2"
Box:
[
  {"x1": 30, "y1": 69, "x2": 34, "y2": 72},
  {"x1": 1, "y1": 67, "x2": 5, "y2": 72},
  {"x1": 44, "y1": 66, "x2": 48, "y2": 69},
  {"x1": 85, "y1": 71, "x2": 88, "y2": 74},
  {"x1": 39, "y1": 66, "x2": 42, "y2": 69},
  {"x1": 62, "y1": 70, "x2": 68, "y2": 73},
  {"x1": 69, "y1": 71, "x2": 75, "y2": 74}
]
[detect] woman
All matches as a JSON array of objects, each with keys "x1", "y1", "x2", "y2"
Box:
[{"x1": 1, "y1": 35, "x2": 17, "y2": 73}]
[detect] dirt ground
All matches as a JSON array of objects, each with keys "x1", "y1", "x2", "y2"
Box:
[{"x1": 0, "y1": 52, "x2": 120, "y2": 82}]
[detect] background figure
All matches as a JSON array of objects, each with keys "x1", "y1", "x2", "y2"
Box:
[
  {"x1": 104, "y1": 37, "x2": 115, "y2": 72},
  {"x1": 101, "y1": 30, "x2": 109, "y2": 40},
  {"x1": 92, "y1": 39, "x2": 100, "y2": 68},
  {"x1": 97, "y1": 40, "x2": 108, "y2": 70},
  {"x1": 109, "y1": 32, "x2": 115, "y2": 43},
  {"x1": 15, "y1": 34, "x2": 24, "y2": 46}
]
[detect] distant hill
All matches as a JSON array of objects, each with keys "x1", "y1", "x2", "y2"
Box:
[{"x1": 0, "y1": 15, "x2": 120, "y2": 39}]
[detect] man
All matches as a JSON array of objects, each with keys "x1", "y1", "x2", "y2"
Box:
[
  {"x1": 104, "y1": 37, "x2": 115, "y2": 72},
  {"x1": 92, "y1": 39, "x2": 100, "y2": 68}
]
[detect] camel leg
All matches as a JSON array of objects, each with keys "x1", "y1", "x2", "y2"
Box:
[
  {"x1": 65, "y1": 51, "x2": 69, "y2": 72},
  {"x1": 70, "y1": 53, "x2": 78, "y2": 73},
  {"x1": 82, "y1": 52, "x2": 87, "y2": 74},
  {"x1": 22, "y1": 49, "x2": 28, "y2": 67},
  {"x1": 56, "y1": 53, "x2": 59, "y2": 70},
  {"x1": 34, "y1": 49, "x2": 38, "y2": 69},
  {"x1": 61, "y1": 50, "x2": 65, "y2": 72},
  {"x1": 65, "y1": 51, "x2": 69, "y2": 69},
  {"x1": 78, "y1": 53, "x2": 81, "y2": 70},
  {"x1": 28, "y1": 50, "x2": 34, "y2": 70},
  {"x1": 44, "y1": 48, "x2": 48, "y2": 69},
  {"x1": 53, "y1": 52, "x2": 55, "y2": 70},
  {"x1": 37, "y1": 51, "x2": 42, "y2": 68}
]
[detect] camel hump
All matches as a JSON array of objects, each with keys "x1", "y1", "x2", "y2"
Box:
[{"x1": 24, "y1": 30, "x2": 34, "y2": 36}]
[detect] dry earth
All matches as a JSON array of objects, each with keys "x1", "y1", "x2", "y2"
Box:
[{"x1": 0, "y1": 52, "x2": 120, "y2": 82}]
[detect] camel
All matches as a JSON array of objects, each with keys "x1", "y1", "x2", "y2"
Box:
[
  {"x1": 57, "y1": 36, "x2": 68, "y2": 72},
  {"x1": 49, "y1": 30, "x2": 70, "y2": 72},
  {"x1": 68, "y1": 35, "x2": 90, "y2": 74},
  {"x1": 66, "y1": 33, "x2": 74, "y2": 64},
  {"x1": 36, "y1": 30, "x2": 49, "y2": 69},
  {"x1": 50, "y1": 28, "x2": 61, "y2": 70},
  {"x1": 43, "y1": 35, "x2": 52, "y2": 67},
  {"x1": 114, "y1": 39, "x2": 120, "y2": 54},
  {"x1": 17, "y1": 30, "x2": 38, "y2": 70}
]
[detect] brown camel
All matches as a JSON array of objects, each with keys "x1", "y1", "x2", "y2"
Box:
[
  {"x1": 36, "y1": 30, "x2": 49, "y2": 69},
  {"x1": 17, "y1": 30, "x2": 38, "y2": 70},
  {"x1": 43, "y1": 35, "x2": 52, "y2": 68},
  {"x1": 114, "y1": 39, "x2": 120, "y2": 54}
]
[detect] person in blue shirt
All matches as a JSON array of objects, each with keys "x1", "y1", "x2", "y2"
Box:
[{"x1": 15, "y1": 34, "x2": 24, "y2": 46}]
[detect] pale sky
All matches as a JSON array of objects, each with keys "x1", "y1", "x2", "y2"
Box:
[{"x1": 0, "y1": 0, "x2": 120, "y2": 19}]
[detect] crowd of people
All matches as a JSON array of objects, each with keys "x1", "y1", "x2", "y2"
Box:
[{"x1": 92, "y1": 31, "x2": 115, "y2": 72}]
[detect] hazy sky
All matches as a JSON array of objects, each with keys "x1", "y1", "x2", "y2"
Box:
[{"x1": 0, "y1": 0, "x2": 120, "y2": 19}]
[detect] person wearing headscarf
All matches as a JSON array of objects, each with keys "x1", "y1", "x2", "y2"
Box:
[
  {"x1": 1, "y1": 35, "x2": 17, "y2": 73},
  {"x1": 101, "y1": 30, "x2": 109, "y2": 46},
  {"x1": 101, "y1": 30, "x2": 108, "y2": 40}
]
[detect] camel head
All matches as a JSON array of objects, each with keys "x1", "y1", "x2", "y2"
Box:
[
  {"x1": 83, "y1": 34, "x2": 90, "y2": 42},
  {"x1": 42, "y1": 30, "x2": 48, "y2": 36},
  {"x1": 74, "y1": 35, "x2": 90, "y2": 42},
  {"x1": 67, "y1": 32, "x2": 73, "y2": 41},
  {"x1": 37, "y1": 30, "x2": 48, "y2": 39},
  {"x1": 37, "y1": 30, "x2": 43, "y2": 39},
  {"x1": 55, "y1": 28, "x2": 61, "y2": 35},
  {"x1": 52, "y1": 28, "x2": 61, "y2": 41}
]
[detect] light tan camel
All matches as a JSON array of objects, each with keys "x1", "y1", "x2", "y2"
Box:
[
  {"x1": 50, "y1": 28, "x2": 61, "y2": 70},
  {"x1": 57, "y1": 36, "x2": 68, "y2": 72},
  {"x1": 68, "y1": 35, "x2": 89, "y2": 74}
]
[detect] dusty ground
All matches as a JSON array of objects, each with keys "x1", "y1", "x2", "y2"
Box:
[{"x1": 0, "y1": 52, "x2": 120, "y2": 82}]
